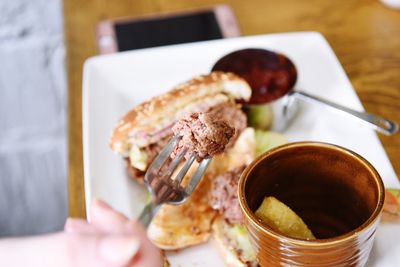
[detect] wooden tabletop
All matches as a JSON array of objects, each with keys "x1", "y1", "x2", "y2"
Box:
[{"x1": 64, "y1": 0, "x2": 400, "y2": 218}]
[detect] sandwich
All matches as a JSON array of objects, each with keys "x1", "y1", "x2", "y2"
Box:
[
  {"x1": 212, "y1": 217, "x2": 258, "y2": 267},
  {"x1": 209, "y1": 160, "x2": 258, "y2": 267},
  {"x1": 110, "y1": 71, "x2": 287, "y2": 266},
  {"x1": 110, "y1": 71, "x2": 252, "y2": 182},
  {"x1": 209, "y1": 129, "x2": 288, "y2": 267}
]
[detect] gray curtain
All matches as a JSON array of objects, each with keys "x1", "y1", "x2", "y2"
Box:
[{"x1": 0, "y1": 0, "x2": 67, "y2": 236}]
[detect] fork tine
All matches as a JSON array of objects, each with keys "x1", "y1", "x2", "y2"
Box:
[
  {"x1": 153, "y1": 183, "x2": 171, "y2": 204},
  {"x1": 151, "y1": 179, "x2": 167, "y2": 198},
  {"x1": 184, "y1": 157, "x2": 212, "y2": 196},
  {"x1": 174, "y1": 152, "x2": 196, "y2": 184},
  {"x1": 146, "y1": 134, "x2": 180, "y2": 176},
  {"x1": 164, "y1": 147, "x2": 188, "y2": 177},
  {"x1": 140, "y1": 134, "x2": 215, "y2": 226}
]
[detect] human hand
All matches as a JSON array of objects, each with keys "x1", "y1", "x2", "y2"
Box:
[{"x1": 0, "y1": 199, "x2": 163, "y2": 267}]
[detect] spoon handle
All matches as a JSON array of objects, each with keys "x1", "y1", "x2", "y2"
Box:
[{"x1": 291, "y1": 90, "x2": 399, "y2": 136}]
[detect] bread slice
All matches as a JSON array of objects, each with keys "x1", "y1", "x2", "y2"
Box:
[
  {"x1": 208, "y1": 127, "x2": 256, "y2": 175},
  {"x1": 147, "y1": 168, "x2": 217, "y2": 249},
  {"x1": 110, "y1": 72, "x2": 251, "y2": 154},
  {"x1": 212, "y1": 216, "x2": 259, "y2": 267}
]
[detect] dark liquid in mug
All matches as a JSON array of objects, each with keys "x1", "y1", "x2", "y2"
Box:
[
  {"x1": 245, "y1": 146, "x2": 379, "y2": 239},
  {"x1": 212, "y1": 48, "x2": 297, "y2": 105}
]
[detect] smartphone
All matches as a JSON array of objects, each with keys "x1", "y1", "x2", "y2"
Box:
[{"x1": 96, "y1": 5, "x2": 240, "y2": 54}]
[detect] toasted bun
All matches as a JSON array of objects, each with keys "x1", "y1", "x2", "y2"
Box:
[
  {"x1": 208, "y1": 127, "x2": 256, "y2": 174},
  {"x1": 147, "y1": 168, "x2": 217, "y2": 249},
  {"x1": 212, "y1": 217, "x2": 259, "y2": 267},
  {"x1": 110, "y1": 72, "x2": 251, "y2": 153}
]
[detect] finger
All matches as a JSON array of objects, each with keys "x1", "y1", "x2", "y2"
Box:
[
  {"x1": 90, "y1": 199, "x2": 129, "y2": 233},
  {"x1": 64, "y1": 218, "x2": 98, "y2": 234},
  {"x1": 66, "y1": 233, "x2": 141, "y2": 267},
  {"x1": 124, "y1": 221, "x2": 164, "y2": 267},
  {"x1": 96, "y1": 234, "x2": 141, "y2": 266},
  {"x1": 0, "y1": 232, "x2": 140, "y2": 267},
  {"x1": 87, "y1": 199, "x2": 164, "y2": 266}
]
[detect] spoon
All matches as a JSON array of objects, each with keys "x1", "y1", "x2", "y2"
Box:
[{"x1": 212, "y1": 48, "x2": 398, "y2": 135}]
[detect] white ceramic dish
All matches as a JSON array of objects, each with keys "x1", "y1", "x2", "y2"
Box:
[{"x1": 83, "y1": 32, "x2": 400, "y2": 266}]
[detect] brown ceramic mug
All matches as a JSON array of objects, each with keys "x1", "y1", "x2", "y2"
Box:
[{"x1": 238, "y1": 142, "x2": 385, "y2": 267}]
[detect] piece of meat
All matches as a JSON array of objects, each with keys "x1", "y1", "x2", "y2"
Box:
[
  {"x1": 133, "y1": 124, "x2": 174, "y2": 148},
  {"x1": 125, "y1": 135, "x2": 172, "y2": 181},
  {"x1": 143, "y1": 135, "x2": 172, "y2": 164},
  {"x1": 125, "y1": 158, "x2": 145, "y2": 182},
  {"x1": 172, "y1": 112, "x2": 235, "y2": 160},
  {"x1": 205, "y1": 103, "x2": 247, "y2": 147},
  {"x1": 209, "y1": 166, "x2": 246, "y2": 224}
]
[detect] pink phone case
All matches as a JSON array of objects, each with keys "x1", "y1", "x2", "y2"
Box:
[{"x1": 96, "y1": 5, "x2": 240, "y2": 54}]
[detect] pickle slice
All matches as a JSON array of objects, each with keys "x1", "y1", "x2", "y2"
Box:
[
  {"x1": 254, "y1": 130, "x2": 288, "y2": 156},
  {"x1": 255, "y1": 196, "x2": 316, "y2": 240}
]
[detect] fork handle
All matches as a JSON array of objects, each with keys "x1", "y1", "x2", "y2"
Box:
[{"x1": 138, "y1": 202, "x2": 159, "y2": 228}]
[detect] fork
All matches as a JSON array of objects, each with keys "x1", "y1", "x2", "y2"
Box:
[{"x1": 138, "y1": 134, "x2": 212, "y2": 227}]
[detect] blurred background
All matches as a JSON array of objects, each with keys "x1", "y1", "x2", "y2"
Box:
[
  {"x1": 0, "y1": 0, "x2": 66, "y2": 236},
  {"x1": 0, "y1": 0, "x2": 399, "y2": 236}
]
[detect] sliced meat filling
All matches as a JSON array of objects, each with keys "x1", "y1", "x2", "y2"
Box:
[
  {"x1": 210, "y1": 166, "x2": 246, "y2": 224},
  {"x1": 205, "y1": 103, "x2": 247, "y2": 147},
  {"x1": 125, "y1": 135, "x2": 171, "y2": 181},
  {"x1": 128, "y1": 94, "x2": 230, "y2": 148}
]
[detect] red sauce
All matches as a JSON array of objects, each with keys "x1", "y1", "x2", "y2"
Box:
[{"x1": 212, "y1": 48, "x2": 297, "y2": 105}]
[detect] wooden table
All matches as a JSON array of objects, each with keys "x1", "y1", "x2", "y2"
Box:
[{"x1": 65, "y1": 0, "x2": 400, "y2": 218}]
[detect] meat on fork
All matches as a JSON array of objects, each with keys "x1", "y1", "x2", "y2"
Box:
[{"x1": 172, "y1": 111, "x2": 235, "y2": 160}]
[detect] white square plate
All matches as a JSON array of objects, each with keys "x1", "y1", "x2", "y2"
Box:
[{"x1": 83, "y1": 32, "x2": 400, "y2": 266}]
